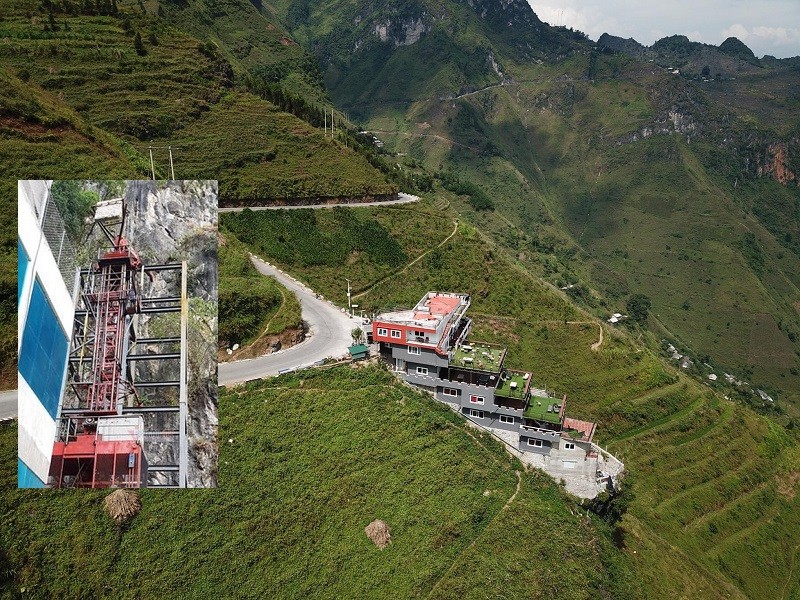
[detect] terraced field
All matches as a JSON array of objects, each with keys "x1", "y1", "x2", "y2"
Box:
[
  {"x1": 604, "y1": 382, "x2": 800, "y2": 599},
  {"x1": 226, "y1": 199, "x2": 800, "y2": 598},
  {"x1": 0, "y1": 1, "x2": 394, "y2": 203}
]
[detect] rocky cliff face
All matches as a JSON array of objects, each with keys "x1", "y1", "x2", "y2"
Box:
[{"x1": 124, "y1": 180, "x2": 218, "y2": 488}]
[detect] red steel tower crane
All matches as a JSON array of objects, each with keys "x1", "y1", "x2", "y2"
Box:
[{"x1": 49, "y1": 199, "x2": 148, "y2": 488}]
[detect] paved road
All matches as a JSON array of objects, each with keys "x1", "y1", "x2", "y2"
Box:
[
  {"x1": 218, "y1": 257, "x2": 357, "y2": 386},
  {"x1": 0, "y1": 390, "x2": 17, "y2": 420},
  {"x1": 218, "y1": 192, "x2": 419, "y2": 212}
]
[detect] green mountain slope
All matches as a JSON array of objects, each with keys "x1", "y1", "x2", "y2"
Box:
[
  {"x1": 270, "y1": 0, "x2": 800, "y2": 411},
  {"x1": 220, "y1": 157, "x2": 800, "y2": 599},
  {"x1": 0, "y1": 0, "x2": 395, "y2": 202},
  {"x1": 0, "y1": 367, "x2": 633, "y2": 598},
  {"x1": 0, "y1": 65, "x2": 141, "y2": 386}
]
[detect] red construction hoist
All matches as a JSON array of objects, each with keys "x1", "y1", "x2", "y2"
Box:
[{"x1": 50, "y1": 200, "x2": 147, "y2": 488}]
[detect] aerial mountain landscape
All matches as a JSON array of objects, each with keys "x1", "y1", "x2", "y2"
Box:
[{"x1": 1, "y1": 0, "x2": 799, "y2": 597}]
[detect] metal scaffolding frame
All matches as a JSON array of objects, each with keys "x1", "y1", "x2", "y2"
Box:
[{"x1": 50, "y1": 199, "x2": 189, "y2": 488}]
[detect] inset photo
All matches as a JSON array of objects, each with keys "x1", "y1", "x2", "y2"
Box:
[{"x1": 18, "y1": 180, "x2": 218, "y2": 488}]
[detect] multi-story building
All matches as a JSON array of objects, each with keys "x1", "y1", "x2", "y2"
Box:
[
  {"x1": 17, "y1": 180, "x2": 77, "y2": 487},
  {"x1": 373, "y1": 292, "x2": 598, "y2": 460}
]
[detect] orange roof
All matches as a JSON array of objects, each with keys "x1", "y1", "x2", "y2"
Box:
[
  {"x1": 426, "y1": 295, "x2": 460, "y2": 315},
  {"x1": 563, "y1": 418, "x2": 596, "y2": 442}
]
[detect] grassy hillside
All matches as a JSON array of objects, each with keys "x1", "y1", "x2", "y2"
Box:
[
  {"x1": 0, "y1": 0, "x2": 395, "y2": 203},
  {"x1": 0, "y1": 366, "x2": 634, "y2": 598},
  {"x1": 225, "y1": 197, "x2": 800, "y2": 598},
  {"x1": 219, "y1": 231, "x2": 301, "y2": 348},
  {"x1": 0, "y1": 66, "x2": 142, "y2": 386},
  {"x1": 277, "y1": 0, "x2": 800, "y2": 411}
]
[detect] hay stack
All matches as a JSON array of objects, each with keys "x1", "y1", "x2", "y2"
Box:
[
  {"x1": 104, "y1": 489, "x2": 142, "y2": 524},
  {"x1": 365, "y1": 519, "x2": 392, "y2": 549}
]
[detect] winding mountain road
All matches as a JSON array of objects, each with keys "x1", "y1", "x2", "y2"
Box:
[
  {"x1": 218, "y1": 257, "x2": 356, "y2": 386},
  {"x1": 218, "y1": 192, "x2": 419, "y2": 212},
  {"x1": 0, "y1": 390, "x2": 17, "y2": 420}
]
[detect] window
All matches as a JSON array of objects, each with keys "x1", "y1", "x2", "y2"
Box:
[
  {"x1": 499, "y1": 415, "x2": 514, "y2": 424},
  {"x1": 377, "y1": 328, "x2": 387, "y2": 336},
  {"x1": 408, "y1": 346, "x2": 421, "y2": 355},
  {"x1": 414, "y1": 330, "x2": 425, "y2": 337},
  {"x1": 527, "y1": 439, "x2": 543, "y2": 447},
  {"x1": 390, "y1": 330, "x2": 401, "y2": 338},
  {"x1": 442, "y1": 388, "x2": 458, "y2": 397},
  {"x1": 19, "y1": 279, "x2": 69, "y2": 419},
  {"x1": 416, "y1": 366, "x2": 429, "y2": 375},
  {"x1": 564, "y1": 442, "x2": 575, "y2": 450},
  {"x1": 470, "y1": 409, "x2": 484, "y2": 419},
  {"x1": 469, "y1": 395, "x2": 484, "y2": 405}
]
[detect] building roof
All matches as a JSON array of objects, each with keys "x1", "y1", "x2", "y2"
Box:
[
  {"x1": 450, "y1": 342, "x2": 505, "y2": 372},
  {"x1": 348, "y1": 344, "x2": 368, "y2": 358},
  {"x1": 523, "y1": 396, "x2": 563, "y2": 424},
  {"x1": 375, "y1": 292, "x2": 469, "y2": 330},
  {"x1": 562, "y1": 417, "x2": 596, "y2": 442},
  {"x1": 494, "y1": 371, "x2": 531, "y2": 400}
]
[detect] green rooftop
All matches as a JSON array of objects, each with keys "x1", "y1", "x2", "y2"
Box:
[
  {"x1": 523, "y1": 396, "x2": 563, "y2": 424},
  {"x1": 495, "y1": 372, "x2": 530, "y2": 400},
  {"x1": 450, "y1": 342, "x2": 505, "y2": 372}
]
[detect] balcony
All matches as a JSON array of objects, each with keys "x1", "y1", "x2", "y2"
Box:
[
  {"x1": 494, "y1": 371, "x2": 531, "y2": 402},
  {"x1": 520, "y1": 425, "x2": 561, "y2": 442}
]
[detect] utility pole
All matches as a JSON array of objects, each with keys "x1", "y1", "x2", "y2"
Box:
[
  {"x1": 345, "y1": 278, "x2": 351, "y2": 312},
  {"x1": 168, "y1": 146, "x2": 176, "y2": 181},
  {"x1": 148, "y1": 146, "x2": 155, "y2": 180},
  {"x1": 324, "y1": 110, "x2": 327, "y2": 137}
]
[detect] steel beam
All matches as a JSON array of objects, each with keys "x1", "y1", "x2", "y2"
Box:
[{"x1": 179, "y1": 260, "x2": 188, "y2": 488}]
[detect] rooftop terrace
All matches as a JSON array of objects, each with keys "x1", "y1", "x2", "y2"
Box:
[
  {"x1": 375, "y1": 292, "x2": 469, "y2": 330},
  {"x1": 523, "y1": 395, "x2": 563, "y2": 425},
  {"x1": 495, "y1": 371, "x2": 531, "y2": 400},
  {"x1": 450, "y1": 342, "x2": 505, "y2": 372}
]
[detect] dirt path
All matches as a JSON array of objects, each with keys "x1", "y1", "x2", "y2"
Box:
[
  {"x1": 468, "y1": 313, "x2": 606, "y2": 353},
  {"x1": 424, "y1": 469, "x2": 522, "y2": 599},
  {"x1": 590, "y1": 323, "x2": 604, "y2": 351},
  {"x1": 261, "y1": 284, "x2": 286, "y2": 335},
  {"x1": 781, "y1": 541, "x2": 800, "y2": 600},
  {"x1": 351, "y1": 219, "x2": 458, "y2": 301},
  {"x1": 503, "y1": 470, "x2": 522, "y2": 510}
]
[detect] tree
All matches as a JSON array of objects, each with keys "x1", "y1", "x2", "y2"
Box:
[
  {"x1": 351, "y1": 327, "x2": 364, "y2": 345},
  {"x1": 586, "y1": 473, "x2": 635, "y2": 526},
  {"x1": 626, "y1": 293, "x2": 651, "y2": 324},
  {"x1": 134, "y1": 31, "x2": 146, "y2": 56},
  {"x1": 701, "y1": 65, "x2": 710, "y2": 78},
  {"x1": 50, "y1": 181, "x2": 99, "y2": 244}
]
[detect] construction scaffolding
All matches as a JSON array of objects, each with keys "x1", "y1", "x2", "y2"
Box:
[{"x1": 49, "y1": 198, "x2": 189, "y2": 489}]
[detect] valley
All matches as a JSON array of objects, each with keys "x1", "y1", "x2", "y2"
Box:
[{"x1": 1, "y1": 0, "x2": 799, "y2": 597}]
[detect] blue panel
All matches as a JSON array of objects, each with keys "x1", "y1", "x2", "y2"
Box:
[
  {"x1": 19, "y1": 280, "x2": 68, "y2": 419},
  {"x1": 18, "y1": 458, "x2": 46, "y2": 488},
  {"x1": 18, "y1": 239, "x2": 28, "y2": 302}
]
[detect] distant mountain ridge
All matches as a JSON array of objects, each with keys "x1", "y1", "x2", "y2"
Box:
[{"x1": 597, "y1": 32, "x2": 779, "y2": 79}]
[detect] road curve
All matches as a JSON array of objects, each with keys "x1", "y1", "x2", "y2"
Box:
[
  {"x1": 218, "y1": 192, "x2": 419, "y2": 212},
  {"x1": 218, "y1": 257, "x2": 357, "y2": 386},
  {"x1": 0, "y1": 390, "x2": 17, "y2": 420}
]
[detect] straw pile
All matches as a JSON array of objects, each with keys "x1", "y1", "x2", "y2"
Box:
[
  {"x1": 104, "y1": 489, "x2": 142, "y2": 524},
  {"x1": 364, "y1": 519, "x2": 392, "y2": 549}
]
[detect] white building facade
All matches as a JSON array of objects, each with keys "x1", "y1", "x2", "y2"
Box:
[{"x1": 17, "y1": 180, "x2": 77, "y2": 487}]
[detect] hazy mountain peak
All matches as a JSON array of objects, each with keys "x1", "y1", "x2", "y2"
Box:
[{"x1": 718, "y1": 36, "x2": 757, "y2": 61}]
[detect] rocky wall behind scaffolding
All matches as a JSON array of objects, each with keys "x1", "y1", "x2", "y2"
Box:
[{"x1": 125, "y1": 181, "x2": 218, "y2": 487}]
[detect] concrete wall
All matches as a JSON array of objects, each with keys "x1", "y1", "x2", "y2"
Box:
[
  {"x1": 519, "y1": 435, "x2": 553, "y2": 455},
  {"x1": 391, "y1": 345, "x2": 449, "y2": 369},
  {"x1": 485, "y1": 413, "x2": 520, "y2": 433}
]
